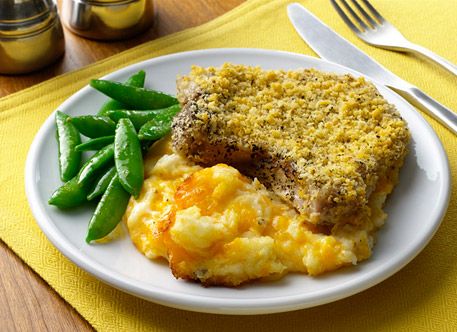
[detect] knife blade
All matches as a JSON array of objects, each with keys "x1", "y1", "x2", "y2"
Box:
[{"x1": 287, "y1": 3, "x2": 457, "y2": 135}]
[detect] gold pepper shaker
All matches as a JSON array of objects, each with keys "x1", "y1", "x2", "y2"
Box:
[
  {"x1": 61, "y1": 0, "x2": 154, "y2": 40},
  {"x1": 0, "y1": 0, "x2": 65, "y2": 74}
]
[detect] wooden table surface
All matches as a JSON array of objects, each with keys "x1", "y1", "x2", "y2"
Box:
[{"x1": 0, "y1": 1, "x2": 244, "y2": 330}]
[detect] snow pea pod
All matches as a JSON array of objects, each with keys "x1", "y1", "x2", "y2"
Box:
[
  {"x1": 141, "y1": 140, "x2": 154, "y2": 154},
  {"x1": 114, "y1": 119, "x2": 143, "y2": 198},
  {"x1": 49, "y1": 146, "x2": 114, "y2": 208},
  {"x1": 97, "y1": 70, "x2": 146, "y2": 116},
  {"x1": 48, "y1": 176, "x2": 91, "y2": 209},
  {"x1": 71, "y1": 116, "x2": 116, "y2": 138},
  {"x1": 78, "y1": 144, "x2": 114, "y2": 185},
  {"x1": 105, "y1": 104, "x2": 180, "y2": 130},
  {"x1": 86, "y1": 175, "x2": 130, "y2": 243},
  {"x1": 87, "y1": 166, "x2": 116, "y2": 201},
  {"x1": 55, "y1": 111, "x2": 81, "y2": 182},
  {"x1": 90, "y1": 79, "x2": 178, "y2": 110},
  {"x1": 75, "y1": 135, "x2": 114, "y2": 151},
  {"x1": 138, "y1": 119, "x2": 170, "y2": 140},
  {"x1": 137, "y1": 106, "x2": 181, "y2": 140}
]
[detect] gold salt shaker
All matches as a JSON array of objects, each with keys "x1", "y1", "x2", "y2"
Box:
[
  {"x1": 61, "y1": 0, "x2": 154, "y2": 40},
  {"x1": 0, "y1": 0, "x2": 65, "y2": 74}
]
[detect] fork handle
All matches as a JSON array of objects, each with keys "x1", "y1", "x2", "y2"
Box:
[
  {"x1": 395, "y1": 86, "x2": 457, "y2": 135},
  {"x1": 406, "y1": 43, "x2": 457, "y2": 76}
]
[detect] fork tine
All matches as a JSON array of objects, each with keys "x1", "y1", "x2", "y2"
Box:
[
  {"x1": 361, "y1": 0, "x2": 386, "y2": 23},
  {"x1": 330, "y1": 0, "x2": 362, "y2": 34},
  {"x1": 349, "y1": 0, "x2": 377, "y2": 27},
  {"x1": 338, "y1": 0, "x2": 370, "y2": 31}
]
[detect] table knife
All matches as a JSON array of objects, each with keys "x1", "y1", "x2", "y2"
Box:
[{"x1": 287, "y1": 3, "x2": 457, "y2": 135}]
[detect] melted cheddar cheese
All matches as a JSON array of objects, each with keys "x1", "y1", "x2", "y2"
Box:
[{"x1": 124, "y1": 137, "x2": 389, "y2": 286}]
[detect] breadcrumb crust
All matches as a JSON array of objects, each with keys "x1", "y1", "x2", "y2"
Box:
[{"x1": 172, "y1": 63, "x2": 410, "y2": 225}]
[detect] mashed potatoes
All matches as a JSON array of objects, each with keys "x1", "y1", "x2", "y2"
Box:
[{"x1": 124, "y1": 137, "x2": 390, "y2": 286}]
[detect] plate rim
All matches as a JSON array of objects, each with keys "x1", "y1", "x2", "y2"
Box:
[{"x1": 24, "y1": 48, "x2": 451, "y2": 314}]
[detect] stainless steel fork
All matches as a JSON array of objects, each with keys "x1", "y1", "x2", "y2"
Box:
[{"x1": 331, "y1": 0, "x2": 457, "y2": 76}]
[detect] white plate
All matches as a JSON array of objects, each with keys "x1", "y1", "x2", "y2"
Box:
[{"x1": 25, "y1": 48, "x2": 451, "y2": 315}]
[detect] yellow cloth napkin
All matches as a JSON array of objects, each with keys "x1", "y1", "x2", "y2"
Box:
[{"x1": 1, "y1": 0, "x2": 456, "y2": 330}]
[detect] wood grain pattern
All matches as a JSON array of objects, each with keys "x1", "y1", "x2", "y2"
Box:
[
  {"x1": 0, "y1": 0, "x2": 244, "y2": 330},
  {"x1": 0, "y1": 241, "x2": 93, "y2": 332}
]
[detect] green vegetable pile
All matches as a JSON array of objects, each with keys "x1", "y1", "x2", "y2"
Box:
[{"x1": 48, "y1": 70, "x2": 180, "y2": 243}]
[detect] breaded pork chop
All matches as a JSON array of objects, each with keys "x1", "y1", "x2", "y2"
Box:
[{"x1": 171, "y1": 63, "x2": 410, "y2": 226}]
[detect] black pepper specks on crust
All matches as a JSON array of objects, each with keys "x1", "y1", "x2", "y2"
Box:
[{"x1": 171, "y1": 63, "x2": 410, "y2": 226}]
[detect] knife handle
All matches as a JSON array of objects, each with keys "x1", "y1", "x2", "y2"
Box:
[{"x1": 395, "y1": 86, "x2": 457, "y2": 135}]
